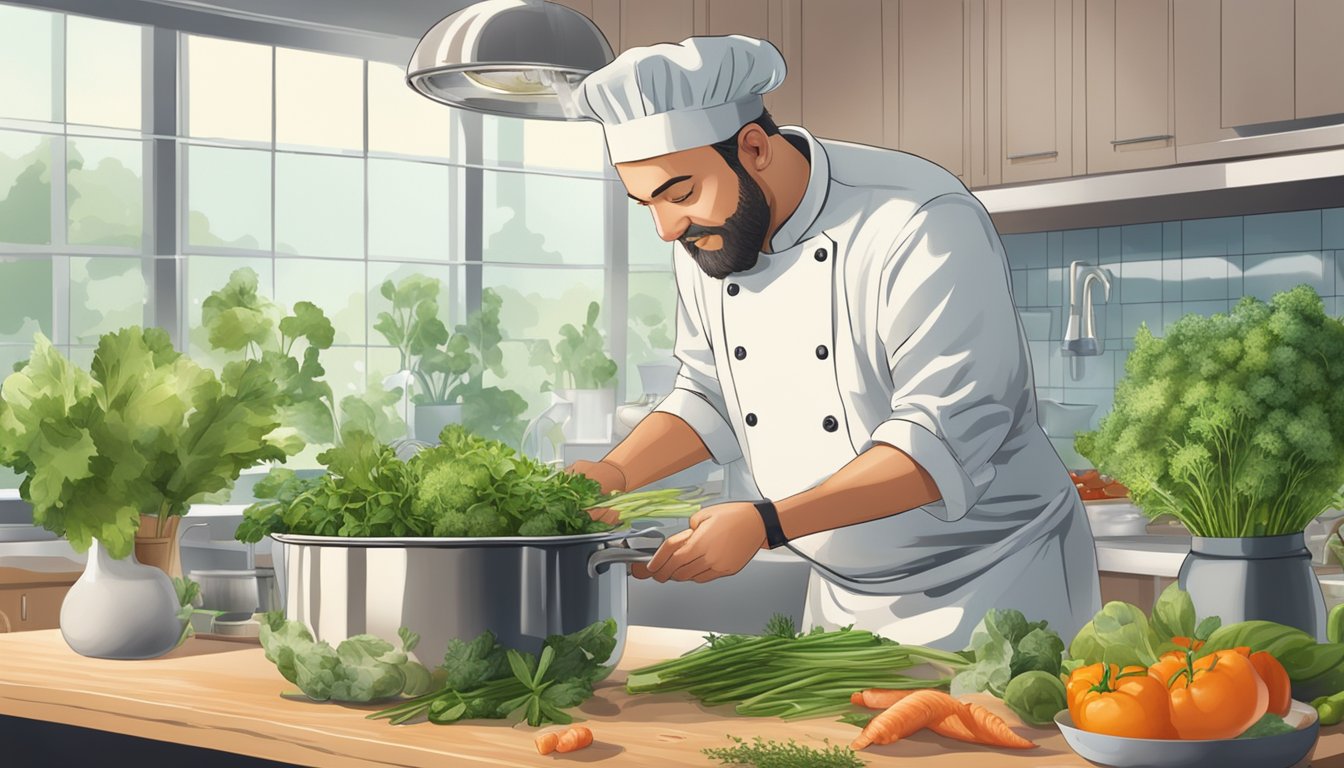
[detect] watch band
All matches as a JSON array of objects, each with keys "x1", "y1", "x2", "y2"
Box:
[{"x1": 754, "y1": 499, "x2": 788, "y2": 550}]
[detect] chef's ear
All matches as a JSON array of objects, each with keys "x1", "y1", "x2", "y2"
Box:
[{"x1": 735, "y1": 122, "x2": 773, "y2": 172}]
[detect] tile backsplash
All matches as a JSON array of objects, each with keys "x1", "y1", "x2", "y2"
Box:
[{"x1": 1006, "y1": 207, "x2": 1344, "y2": 461}]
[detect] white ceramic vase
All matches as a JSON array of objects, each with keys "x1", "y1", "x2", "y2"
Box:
[{"x1": 60, "y1": 539, "x2": 184, "y2": 659}]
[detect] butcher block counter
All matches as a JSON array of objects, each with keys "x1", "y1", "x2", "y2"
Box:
[{"x1": 2, "y1": 626, "x2": 1343, "y2": 768}]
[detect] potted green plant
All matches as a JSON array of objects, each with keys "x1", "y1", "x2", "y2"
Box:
[
  {"x1": 373, "y1": 276, "x2": 528, "y2": 446},
  {"x1": 202, "y1": 268, "x2": 406, "y2": 458},
  {"x1": 0, "y1": 327, "x2": 295, "y2": 658},
  {"x1": 1076, "y1": 284, "x2": 1344, "y2": 641},
  {"x1": 529, "y1": 301, "x2": 619, "y2": 443}
]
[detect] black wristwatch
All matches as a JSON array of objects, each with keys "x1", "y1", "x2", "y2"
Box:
[{"x1": 754, "y1": 499, "x2": 789, "y2": 550}]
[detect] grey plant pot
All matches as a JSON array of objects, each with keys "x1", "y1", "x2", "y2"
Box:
[
  {"x1": 413, "y1": 403, "x2": 464, "y2": 444},
  {"x1": 1178, "y1": 532, "x2": 1328, "y2": 642}
]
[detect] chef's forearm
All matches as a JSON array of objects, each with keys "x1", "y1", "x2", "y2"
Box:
[
  {"x1": 602, "y1": 412, "x2": 713, "y2": 491},
  {"x1": 773, "y1": 444, "x2": 941, "y2": 540}
]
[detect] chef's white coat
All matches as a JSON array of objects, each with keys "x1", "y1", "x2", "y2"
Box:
[{"x1": 652, "y1": 126, "x2": 1102, "y2": 651}]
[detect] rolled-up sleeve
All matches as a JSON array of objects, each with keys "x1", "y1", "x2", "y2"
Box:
[
  {"x1": 652, "y1": 250, "x2": 744, "y2": 465},
  {"x1": 867, "y1": 194, "x2": 1023, "y2": 522}
]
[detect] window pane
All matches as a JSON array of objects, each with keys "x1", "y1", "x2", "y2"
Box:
[
  {"x1": 0, "y1": 5, "x2": 55, "y2": 122},
  {"x1": 628, "y1": 199, "x2": 672, "y2": 267},
  {"x1": 483, "y1": 265, "x2": 606, "y2": 417},
  {"x1": 275, "y1": 47, "x2": 362, "y2": 151},
  {"x1": 626, "y1": 271, "x2": 677, "y2": 400},
  {"x1": 522, "y1": 119, "x2": 606, "y2": 172},
  {"x1": 368, "y1": 159, "x2": 450, "y2": 262},
  {"x1": 67, "y1": 137, "x2": 143, "y2": 247},
  {"x1": 275, "y1": 153, "x2": 362, "y2": 259},
  {"x1": 0, "y1": 131, "x2": 52, "y2": 245},
  {"x1": 69, "y1": 256, "x2": 146, "y2": 344},
  {"x1": 184, "y1": 254, "x2": 272, "y2": 364},
  {"x1": 274, "y1": 257, "x2": 365, "y2": 345},
  {"x1": 0, "y1": 257, "x2": 52, "y2": 344},
  {"x1": 368, "y1": 61, "x2": 454, "y2": 159},
  {"x1": 66, "y1": 15, "x2": 142, "y2": 130},
  {"x1": 482, "y1": 115, "x2": 521, "y2": 167},
  {"x1": 187, "y1": 146, "x2": 271, "y2": 250},
  {"x1": 366, "y1": 262, "x2": 458, "y2": 355},
  {"x1": 483, "y1": 170, "x2": 605, "y2": 264},
  {"x1": 186, "y1": 34, "x2": 271, "y2": 143}
]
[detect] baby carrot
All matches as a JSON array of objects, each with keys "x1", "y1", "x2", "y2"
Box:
[
  {"x1": 851, "y1": 688, "x2": 917, "y2": 709},
  {"x1": 555, "y1": 725, "x2": 594, "y2": 753},
  {"x1": 960, "y1": 702, "x2": 1036, "y2": 749},
  {"x1": 535, "y1": 731, "x2": 561, "y2": 755},
  {"x1": 851, "y1": 689, "x2": 964, "y2": 750}
]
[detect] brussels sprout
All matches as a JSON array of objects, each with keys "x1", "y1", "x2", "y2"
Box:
[{"x1": 1003, "y1": 670, "x2": 1068, "y2": 727}]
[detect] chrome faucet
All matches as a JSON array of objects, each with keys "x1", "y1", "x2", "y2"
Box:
[{"x1": 1062, "y1": 261, "x2": 1113, "y2": 356}]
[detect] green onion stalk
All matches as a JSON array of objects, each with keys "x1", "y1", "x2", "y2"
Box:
[
  {"x1": 587, "y1": 487, "x2": 715, "y2": 525},
  {"x1": 625, "y1": 625, "x2": 971, "y2": 719}
]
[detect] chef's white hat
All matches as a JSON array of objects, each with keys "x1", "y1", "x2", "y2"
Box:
[{"x1": 574, "y1": 35, "x2": 787, "y2": 164}]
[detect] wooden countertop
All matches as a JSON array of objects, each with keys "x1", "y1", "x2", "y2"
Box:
[{"x1": 1, "y1": 626, "x2": 1343, "y2": 767}]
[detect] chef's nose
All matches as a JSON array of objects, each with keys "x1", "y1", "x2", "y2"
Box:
[{"x1": 650, "y1": 206, "x2": 689, "y2": 243}]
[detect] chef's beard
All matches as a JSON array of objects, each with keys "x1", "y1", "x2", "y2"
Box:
[{"x1": 679, "y1": 157, "x2": 772, "y2": 280}]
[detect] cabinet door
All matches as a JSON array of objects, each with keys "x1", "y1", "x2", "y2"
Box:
[
  {"x1": 992, "y1": 0, "x2": 1073, "y2": 183},
  {"x1": 619, "y1": 0, "x2": 695, "y2": 51},
  {"x1": 1174, "y1": 0, "x2": 1234, "y2": 147},
  {"x1": 800, "y1": 0, "x2": 885, "y2": 147},
  {"x1": 0, "y1": 585, "x2": 69, "y2": 632},
  {"x1": 1085, "y1": 0, "x2": 1174, "y2": 173},
  {"x1": 897, "y1": 0, "x2": 969, "y2": 180},
  {"x1": 1221, "y1": 0, "x2": 1294, "y2": 127},
  {"x1": 706, "y1": 0, "x2": 803, "y2": 127},
  {"x1": 1297, "y1": 0, "x2": 1344, "y2": 119}
]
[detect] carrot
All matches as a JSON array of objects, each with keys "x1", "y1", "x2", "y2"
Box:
[
  {"x1": 851, "y1": 689, "x2": 965, "y2": 750},
  {"x1": 555, "y1": 725, "x2": 594, "y2": 753},
  {"x1": 928, "y1": 711, "x2": 980, "y2": 743},
  {"x1": 960, "y1": 702, "x2": 1036, "y2": 749},
  {"x1": 535, "y1": 731, "x2": 561, "y2": 755},
  {"x1": 852, "y1": 688, "x2": 917, "y2": 709}
]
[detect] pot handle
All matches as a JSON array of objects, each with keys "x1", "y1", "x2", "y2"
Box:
[
  {"x1": 588, "y1": 528, "x2": 665, "y2": 577},
  {"x1": 588, "y1": 547, "x2": 654, "y2": 577}
]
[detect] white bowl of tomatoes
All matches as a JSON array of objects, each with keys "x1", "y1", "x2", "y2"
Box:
[{"x1": 1056, "y1": 648, "x2": 1320, "y2": 768}]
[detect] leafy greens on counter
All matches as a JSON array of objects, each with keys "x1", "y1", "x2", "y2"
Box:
[
  {"x1": 369, "y1": 619, "x2": 619, "y2": 727},
  {"x1": 258, "y1": 613, "x2": 438, "y2": 703}
]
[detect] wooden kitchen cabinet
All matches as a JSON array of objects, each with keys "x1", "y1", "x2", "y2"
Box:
[
  {"x1": 892, "y1": 0, "x2": 974, "y2": 182},
  {"x1": 1222, "y1": 0, "x2": 1295, "y2": 128},
  {"x1": 1296, "y1": 0, "x2": 1344, "y2": 120},
  {"x1": 0, "y1": 564, "x2": 79, "y2": 633},
  {"x1": 988, "y1": 0, "x2": 1075, "y2": 184},
  {"x1": 1085, "y1": 0, "x2": 1175, "y2": 173},
  {"x1": 800, "y1": 0, "x2": 885, "y2": 147}
]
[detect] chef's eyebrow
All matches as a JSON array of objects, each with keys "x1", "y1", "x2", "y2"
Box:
[{"x1": 628, "y1": 175, "x2": 692, "y2": 204}]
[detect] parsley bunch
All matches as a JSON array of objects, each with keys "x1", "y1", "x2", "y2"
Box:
[
  {"x1": 702, "y1": 736, "x2": 866, "y2": 768},
  {"x1": 236, "y1": 424, "x2": 703, "y2": 542},
  {"x1": 1076, "y1": 284, "x2": 1344, "y2": 536},
  {"x1": 369, "y1": 619, "x2": 618, "y2": 727}
]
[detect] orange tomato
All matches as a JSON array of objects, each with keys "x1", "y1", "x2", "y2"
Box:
[
  {"x1": 1071, "y1": 664, "x2": 1176, "y2": 739},
  {"x1": 1249, "y1": 651, "x2": 1292, "y2": 718},
  {"x1": 1150, "y1": 649, "x2": 1268, "y2": 740}
]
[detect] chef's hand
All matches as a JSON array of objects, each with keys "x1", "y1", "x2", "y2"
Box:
[
  {"x1": 632, "y1": 502, "x2": 766, "y2": 583},
  {"x1": 567, "y1": 459, "x2": 626, "y2": 525}
]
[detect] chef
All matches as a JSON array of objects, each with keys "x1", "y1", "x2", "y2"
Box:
[{"x1": 566, "y1": 35, "x2": 1101, "y2": 650}]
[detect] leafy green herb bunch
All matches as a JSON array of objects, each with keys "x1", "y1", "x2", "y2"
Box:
[
  {"x1": 1076, "y1": 284, "x2": 1344, "y2": 536},
  {"x1": 0, "y1": 327, "x2": 294, "y2": 557}
]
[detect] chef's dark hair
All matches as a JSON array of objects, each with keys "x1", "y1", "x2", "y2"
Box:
[{"x1": 710, "y1": 109, "x2": 781, "y2": 167}]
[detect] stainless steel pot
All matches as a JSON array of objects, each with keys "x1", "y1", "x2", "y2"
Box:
[{"x1": 271, "y1": 528, "x2": 659, "y2": 667}]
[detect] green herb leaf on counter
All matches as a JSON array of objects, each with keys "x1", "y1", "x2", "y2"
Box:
[
  {"x1": 702, "y1": 736, "x2": 866, "y2": 768},
  {"x1": 370, "y1": 619, "x2": 619, "y2": 728},
  {"x1": 838, "y1": 712, "x2": 874, "y2": 729},
  {"x1": 258, "y1": 612, "x2": 434, "y2": 703}
]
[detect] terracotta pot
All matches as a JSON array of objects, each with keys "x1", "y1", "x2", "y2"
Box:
[{"x1": 134, "y1": 514, "x2": 182, "y2": 579}]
